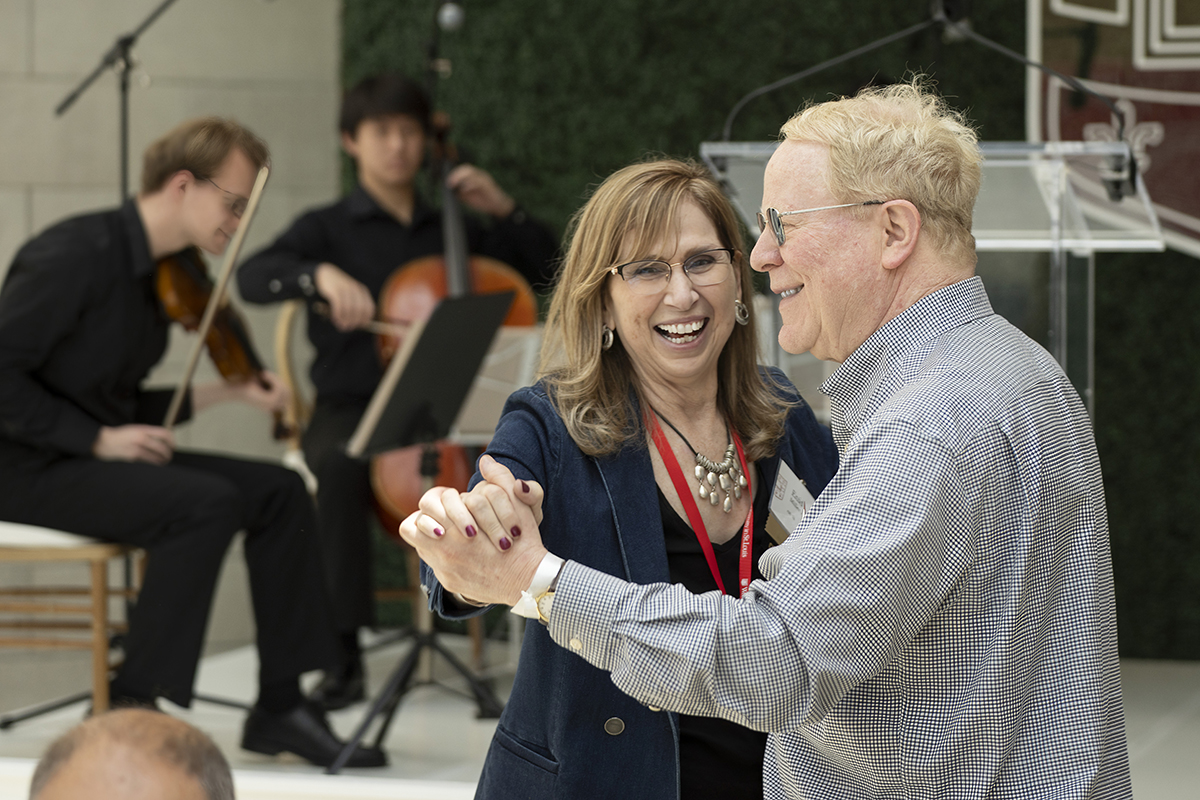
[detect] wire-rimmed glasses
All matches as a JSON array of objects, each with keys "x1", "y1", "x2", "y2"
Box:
[
  {"x1": 757, "y1": 200, "x2": 886, "y2": 246},
  {"x1": 203, "y1": 178, "x2": 249, "y2": 219},
  {"x1": 608, "y1": 248, "x2": 734, "y2": 296}
]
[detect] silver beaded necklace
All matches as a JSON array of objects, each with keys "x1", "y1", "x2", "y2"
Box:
[{"x1": 651, "y1": 407, "x2": 746, "y2": 512}]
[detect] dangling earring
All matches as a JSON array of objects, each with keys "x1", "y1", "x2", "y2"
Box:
[
  {"x1": 734, "y1": 299, "x2": 750, "y2": 326},
  {"x1": 601, "y1": 326, "x2": 615, "y2": 351}
]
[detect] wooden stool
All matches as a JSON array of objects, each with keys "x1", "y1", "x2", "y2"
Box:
[{"x1": 0, "y1": 521, "x2": 140, "y2": 722}]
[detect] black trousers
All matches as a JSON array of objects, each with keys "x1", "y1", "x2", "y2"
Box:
[
  {"x1": 0, "y1": 449, "x2": 339, "y2": 707},
  {"x1": 302, "y1": 400, "x2": 377, "y2": 634}
]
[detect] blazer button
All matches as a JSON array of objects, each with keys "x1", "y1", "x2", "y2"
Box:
[{"x1": 603, "y1": 717, "x2": 625, "y2": 736}]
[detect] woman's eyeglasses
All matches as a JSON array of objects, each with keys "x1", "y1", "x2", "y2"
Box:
[{"x1": 609, "y1": 248, "x2": 734, "y2": 296}]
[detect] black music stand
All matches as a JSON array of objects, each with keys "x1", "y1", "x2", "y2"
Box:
[{"x1": 329, "y1": 292, "x2": 512, "y2": 774}]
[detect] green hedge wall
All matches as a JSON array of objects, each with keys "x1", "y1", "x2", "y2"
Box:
[{"x1": 344, "y1": 0, "x2": 1200, "y2": 659}]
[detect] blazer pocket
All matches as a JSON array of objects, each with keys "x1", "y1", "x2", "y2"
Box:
[{"x1": 491, "y1": 724, "x2": 560, "y2": 775}]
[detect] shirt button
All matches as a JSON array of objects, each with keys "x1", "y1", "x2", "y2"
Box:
[
  {"x1": 603, "y1": 717, "x2": 625, "y2": 736},
  {"x1": 569, "y1": 638, "x2": 583, "y2": 651},
  {"x1": 648, "y1": 706, "x2": 661, "y2": 712},
  {"x1": 297, "y1": 273, "x2": 314, "y2": 295},
  {"x1": 268, "y1": 279, "x2": 282, "y2": 293}
]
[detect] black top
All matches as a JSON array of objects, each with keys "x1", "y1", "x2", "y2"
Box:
[
  {"x1": 0, "y1": 201, "x2": 191, "y2": 472},
  {"x1": 236, "y1": 184, "x2": 559, "y2": 403},
  {"x1": 660, "y1": 465, "x2": 772, "y2": 800}
]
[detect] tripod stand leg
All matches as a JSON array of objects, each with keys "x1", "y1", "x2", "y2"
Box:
[
  {"x1": 427, "y1": 636, "x2": 504, "y2": 718},
  {"x1": 0, "y1": 691, "x2": 92, "y2": 729},
  {"x1": 325, "y1": 633, "x2": 424, "y2": 775}
]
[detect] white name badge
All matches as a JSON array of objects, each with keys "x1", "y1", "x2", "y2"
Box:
[{"x1": 766, "y1": 460, "x2": 816, "y2": 545}]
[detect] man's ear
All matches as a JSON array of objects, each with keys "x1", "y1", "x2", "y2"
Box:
[
  {"x1": 340, "y1": 131, "x2": 360, "y2": 160},
  {"x1": 167, "y1": 169, "x2": 194, "y2": 196},
  {"x1": 880, "y1": 200, "x2": 921, "y2": 271}
]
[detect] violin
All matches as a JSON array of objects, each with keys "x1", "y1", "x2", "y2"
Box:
[
  {"x1": 367, "y1": 115, "x2": 537, "y2": 534},
  {"x1": 156, "y1": 247, "x2": 292, "y2": 440}
]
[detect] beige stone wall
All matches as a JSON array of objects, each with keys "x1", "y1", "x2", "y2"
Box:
[
  {"x1": 1, "y1": 0, "x2": 339, "y2": 459},
  {"x1": 0, "y1": 0, "x2": 341, "y2": 654}
]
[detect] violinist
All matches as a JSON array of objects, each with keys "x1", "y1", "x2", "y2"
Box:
[
  {"x1": 0, "y1": 117, "x2": 385, "y2": 769},
  {"x1": 237, "y1": 73, "x2": 558, "y2": 708}
]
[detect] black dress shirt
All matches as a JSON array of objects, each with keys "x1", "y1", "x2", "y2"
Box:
[
  {"x1": 660, "y1": 468, "x2": 771, "y2": 800},
  {"x1": 0, "y1": 200, "x2": 190, "y2": 469},
  {"x1": 237, "y1": 184, "x2": 558, "y2": 403}
]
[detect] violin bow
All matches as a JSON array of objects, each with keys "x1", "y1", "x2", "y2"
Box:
[{"x1": 163, "y1": 165, "x2": 271, "y2": 429}]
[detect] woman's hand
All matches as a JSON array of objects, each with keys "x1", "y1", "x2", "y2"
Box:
[
  {"x1": 398, "y1": 456, "x2": 548, "y2": 605},
  {"x1": 399, "y1": 488, "x2": 546, "y2": 606}
]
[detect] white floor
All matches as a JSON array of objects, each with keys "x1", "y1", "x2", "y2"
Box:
[
  {"x1": 0, "y1": 631, "x2": 512, "y2": 799},
  {"x1": 2, "y1": 639, "x2": 1199, "y2": 799}
]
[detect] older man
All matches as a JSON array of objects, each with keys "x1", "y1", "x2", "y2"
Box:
[
  {"x1": 28, "y1": 709, "x2": 233, "y2": 800},
  {"x1": 405, "y1": 82, "x2": 1131, "y2": 799}
]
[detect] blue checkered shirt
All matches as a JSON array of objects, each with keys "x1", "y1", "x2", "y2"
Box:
[{"x1": 549, "y1": 277, "x2": 1131, "y2": 799}]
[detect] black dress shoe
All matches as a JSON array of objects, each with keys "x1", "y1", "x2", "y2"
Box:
[
  {"x1": 241, "y1": 700, "x2": 387, "y2": 768},
  {"x1": 308, "y1": 661, "x2": 366, "y2": 711}
]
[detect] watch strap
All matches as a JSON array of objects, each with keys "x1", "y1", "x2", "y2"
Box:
[{"x1": 510, "y1": 552, "x2": 565, "y2": 619}]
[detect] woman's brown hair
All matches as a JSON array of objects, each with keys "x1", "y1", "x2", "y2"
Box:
[{"x1": 539, "y1": 158, "x2": 791, "y2": 461}]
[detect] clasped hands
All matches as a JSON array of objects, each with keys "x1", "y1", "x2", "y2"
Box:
[{"x1": 399, "y1": 455, "x2": 548, "y2": 607}]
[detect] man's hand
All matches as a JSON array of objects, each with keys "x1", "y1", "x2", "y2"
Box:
[
  {"x1": 314, "y1": 263, "x2": 375, "y2": 332},
  {"x1": 190, "y1": 372, "x2": 289, "y2": 415},
  {"x1": 92, "y1": 425, "x2": 174, "y2": 465},
  {"x1": 237, "y1": 370, "x2": 290, "y2": 414},
  {"x1": 447, "y1": 164, "x2": 517, "y2": 219}
]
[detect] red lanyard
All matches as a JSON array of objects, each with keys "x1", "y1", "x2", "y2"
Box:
[{"x1": 647, "y1": 413, "x2": 754, "y2": 597}]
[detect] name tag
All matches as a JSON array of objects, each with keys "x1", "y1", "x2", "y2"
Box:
[{"x1": 766, "y1": 460, "x2": 816, "y2": 545}]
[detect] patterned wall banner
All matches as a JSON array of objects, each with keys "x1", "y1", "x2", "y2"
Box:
[{"x1": 1031, "y1": 0, "x2": 1200, "y2": 257}]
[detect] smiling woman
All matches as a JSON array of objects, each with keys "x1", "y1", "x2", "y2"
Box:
[{"x1": 407, "y1": 158, "x2": 840, "y2": 800}]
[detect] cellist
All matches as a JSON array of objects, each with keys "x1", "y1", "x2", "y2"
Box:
[
  {"x1": 0, "y1": 117, "x2": 385, "y2": 769},
  {"x1": 237, "y1": 73, "x2": 558, "y2": 709}
]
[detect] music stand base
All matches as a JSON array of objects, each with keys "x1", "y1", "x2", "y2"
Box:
[{"x1": 325, "y1": 630, "x2": 504, "y2": 774}]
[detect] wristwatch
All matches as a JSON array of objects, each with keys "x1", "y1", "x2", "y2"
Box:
[
  {"x1": 511, "y1": 553, "x2": 565, "y2": 625},
  {"x1": 535, "y1": 586, "x2": 556, "y2": 624}
]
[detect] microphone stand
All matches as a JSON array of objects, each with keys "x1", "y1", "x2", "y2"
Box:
[
  {"x1": 54, "y1": 0, "x2": 182, "y2": 201},
  {"x1": 720, "y1": 0, "x2": 1135, "y2": 198},
  {"x1": 50, "y1": 0, "x2": 251, "y2": 717}
]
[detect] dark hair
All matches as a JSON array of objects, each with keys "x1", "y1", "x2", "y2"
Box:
[
  {"x1": 140, "y1": 117, "x2": 269, "y2": 194},
  {"x1": 339, "y1": 73, "x2": 432, "y2": 136}
]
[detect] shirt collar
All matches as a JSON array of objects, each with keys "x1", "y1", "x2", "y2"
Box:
[
  {"x1": 120, "y1": 198, "x2": 157, "y2": 278},
  {"x1": 821, "y1": 276, "x2": 994, "y2": 437},
  {"x1": 346, "y1": 183, "x2": 437, "y2": 227}
]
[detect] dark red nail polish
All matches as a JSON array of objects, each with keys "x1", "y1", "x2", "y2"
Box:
[
  {"x1": 521, "y1": 480, "x2": 530, "y2": 493},
  {"x1": 510, "y1": 525, "x2": 522, "y2": 538},
  {"x1": 498, "y1": 537, "x2": 511, "y2": 551},
  {"x1": 433, "y1": 527, "x2": 444, "y2": 537},
  {"x1": 465, "y1": 525, "x2": 477, "y2": 537}
]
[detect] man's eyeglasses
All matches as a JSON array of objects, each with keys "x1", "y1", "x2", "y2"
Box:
[
  {"x1": 609, "y1": 248, "x2": 734, "y2": 296},
  {"x1": 757, "y1": 200, "x2": 886, "y2": 246},
  {"x1": 203, "y1": 178, "x2": 249, "y2": 219}
]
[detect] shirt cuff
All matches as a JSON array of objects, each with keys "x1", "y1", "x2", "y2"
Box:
[
  {"x1": 266, "y1": 262, "x2": 320, "y2": 298},
  {"x1": 510, "y1": 552, "x2": 565, "y2": 618},
  {"x1": 545, "y1": 561, "x2": 625, "y2": 671}
]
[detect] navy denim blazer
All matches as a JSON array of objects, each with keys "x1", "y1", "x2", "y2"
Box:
[{"x1": 424, "y1": 368, "x2": 838, "y2": 800}]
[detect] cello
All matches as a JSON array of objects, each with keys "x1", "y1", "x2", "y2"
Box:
[{"x1": 367, "y1": 117, "x2": 537, "y2": 533}]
